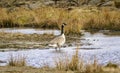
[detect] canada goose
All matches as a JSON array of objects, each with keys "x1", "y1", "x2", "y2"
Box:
[{"x1": 49, "y1": 23, "x2": 67, "y2": 51}]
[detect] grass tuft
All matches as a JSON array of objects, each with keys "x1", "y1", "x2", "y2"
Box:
[
  {"x1": 105, "y1": 62, "x2": 118, "y2": 68},
  {"x1": 8, "y1": 54, "x2": 26, "y2": 67},
  {"x1": 55, "y1": 47, "x2": 102, "y2": 72},
  {"x1": 85, "y1": 59, "x2": 102, "y2": 73},
  {"x1": 0, "y1": 7, "x2": 119, "y2": 34},
  {"x1": 55, "y1": 48, "x2": 81, "y2": 71}
]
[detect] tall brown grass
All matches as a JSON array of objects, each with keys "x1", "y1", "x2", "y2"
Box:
[
  {"x1": 105, "y1": 62, "x2": 119, "y2": 68},
  {"x1": 82, "y1": 8, "x2": 120, "y2": 30},
  {"x1": 55, "y1": 48, "x2": 83, "y2": 71},
  {"x1": 85, "y1": 58, "x2": 102, "y2": 73},
  {"x1": 0, "y1": 7, "x2": 120, "y2": 34},
  {"x1": 8, "y1": 53, "x2": 26, "y2": 67},
  {"x1": 54, "y1": 48, "x2": 102, "y2": 73}
]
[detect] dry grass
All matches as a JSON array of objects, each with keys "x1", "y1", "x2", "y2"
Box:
[
  {"x1": 8, "y1": 53, "x2": 26, "y2": 67},
  {"x1": 85, "y1": 59, "x2": 102, "y2": 73},
  {"x1": 55, "y1": 48, "x2": 80, "y2": 71},
  {"x1": 105, "y1": 62, "x2": 119, "y2": 68},
  {"x1": 55, "y1": 48, "x2": 102, "y2": 73},
  {"x1": 0, "y1": 32, "x2": 55, "y2": 49},
  {"x1": 0, "y1": 47, "x2": 119, "y2": 73},
  {"x1": 0, "y1": 66, "x2": 120, "y2": 73},
  {"x1": 0, "y1": 7, "x2": 119, "y2": 34},
  {"x1": 82, "y1": 7, "x2": 120, "y2": 30}
]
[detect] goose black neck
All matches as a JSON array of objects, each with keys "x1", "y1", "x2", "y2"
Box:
[{"x1": 61, "y1": 25, "x2": 64, "y2": 35}]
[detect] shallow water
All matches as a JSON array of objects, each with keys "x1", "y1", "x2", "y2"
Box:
[
  {"x1": 0, "y1": 28, "x2": 60, "y2": 35},
  {"x1": 80, "y1": 31, "x2": 120, "y2": 50},
  {"x1": 0, "y1": 47, "x2": 120, "y2": 67},
  {"x1": 0, "y1": 28, "x2": 120, "y2": 67}
]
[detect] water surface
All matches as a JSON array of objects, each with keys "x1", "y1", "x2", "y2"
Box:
[
  {"x1": 0, "y1": 28, "x2": 60, "y2": 35},
  {"x1": 0, "y1": 28, "x2": 120, "y2": 67}
]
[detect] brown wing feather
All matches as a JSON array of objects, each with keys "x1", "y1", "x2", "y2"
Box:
[{"x1": 50, "y1": 36, "x2": 64, "y2": 44}]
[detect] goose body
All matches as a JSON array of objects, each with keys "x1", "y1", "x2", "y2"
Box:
[
  {"x1": 49, "y1": 23, "x2": 66, "y2": 51},
  {"x1": 49, "y1": 34, "x2": 65, "y2": 47}
]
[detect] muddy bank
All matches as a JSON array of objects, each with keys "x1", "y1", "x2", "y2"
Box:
[
  {"x1": 0, "y1": 28, "x2": 120, "y2": 51},
  {"x1": 0, "y1": 32, "x2": 54, "y2": 49},
  {"x1": 0, "y1": 32, "x2": 80, "y2": 50}
]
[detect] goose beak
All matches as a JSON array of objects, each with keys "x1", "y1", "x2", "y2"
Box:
[{"x1": 63, "y1": 23, "x2": 67, "y2": 26}]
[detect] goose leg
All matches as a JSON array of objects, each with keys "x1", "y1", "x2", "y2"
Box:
[
  {"x1": 58, "y1": 46, "x2": 61, "y2": 52},
  {"x1": 58, "y1": 45, "x2": 61, "y2": 52},
  {"x1": 57, "y1": 43, "x2": 61, "y2": 51},
  {"x1": 57, "y1": 43, "x2": 60, "y2": 51},
  {"x1": 55, "y1": 47, "x2": 57, "y2": 51}
]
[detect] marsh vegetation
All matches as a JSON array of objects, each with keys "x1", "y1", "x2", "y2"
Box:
[
  {"x1": 0, "y1": 0, "x2": 120, "y2": 73},
  {"x1": 0, "y1": 48, "x2": 120, "y2": 73},
  {"x1": 0, "y1": 7, "x2": 120, "y2": 34}
]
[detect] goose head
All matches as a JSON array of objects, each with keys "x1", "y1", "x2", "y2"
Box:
[{"x1": 62, "y1": 23, "x2": 67, "y2": 27}]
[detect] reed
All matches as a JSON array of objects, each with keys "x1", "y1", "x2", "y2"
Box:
[
  {"x1": 105, "y1": 62, "x2": 118, "y2": 68},
  {"x1": 0, "y1": 7, "x2": 120, "y2": 34},
  {"x1": 85, "y1": 59, "x2": 102, "y2": 73},
  {"x1": 54, "y1": 48, "x2": 102, "y2": 72},
  {"x1": 8, "y1": 54, "x2": 26, "y2": 67},
  {"x1": 54, "y1": 48, "x2": 82, "y2": 71}
]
